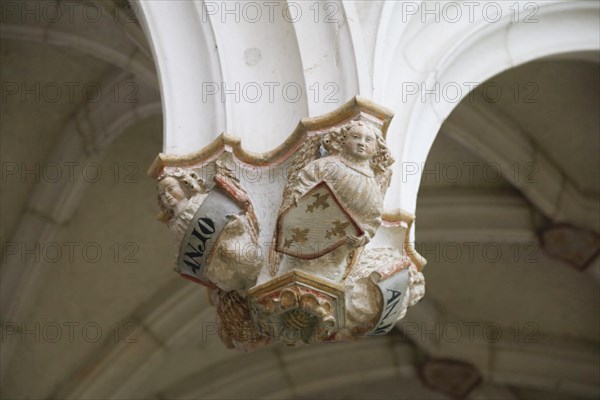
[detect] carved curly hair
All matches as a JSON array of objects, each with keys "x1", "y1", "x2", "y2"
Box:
[{"x1": 321, "y1": 120, "x2": 394, "y2": 175}]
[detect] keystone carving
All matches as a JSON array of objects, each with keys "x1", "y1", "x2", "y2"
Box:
[{"x1": 151, "y1": 96, "x2": 426, "y2": 350}]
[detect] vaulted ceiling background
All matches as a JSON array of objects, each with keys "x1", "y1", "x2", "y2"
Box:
[{"x1": 1, "y1": 1, "x2": 598, "y2": 399}]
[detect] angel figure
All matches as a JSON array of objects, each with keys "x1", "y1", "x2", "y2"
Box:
[
  {"x1": 275, "y1": 120, "x2": 394, "y2": 282},
  {"x1": 157, "y1": 168, "x2": 209, "y2": 242}
]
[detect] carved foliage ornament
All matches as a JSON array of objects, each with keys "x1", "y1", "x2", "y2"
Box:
[{"x1": 152, "y1": 96, "x2": 426, "y2": 350}]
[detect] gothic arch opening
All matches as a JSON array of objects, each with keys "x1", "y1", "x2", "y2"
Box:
[{"x1": 411, "y1": 54, "x2": 600, "y2": 398}]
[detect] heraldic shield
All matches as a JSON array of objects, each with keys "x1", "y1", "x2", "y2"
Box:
[
  {"x1": 275, "y1": 181, "x2": 363, "y2": 259},
  {"x1": 151, "y1": 96, "x2": 427, "y2": 350}
]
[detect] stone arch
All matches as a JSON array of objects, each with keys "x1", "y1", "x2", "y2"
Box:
[
  {"x1": 135, "y1": 0, "x2": 372, "y2": 155},
  {"x1": 375, "y1": 1, "x2": 600, "y2": 220}
]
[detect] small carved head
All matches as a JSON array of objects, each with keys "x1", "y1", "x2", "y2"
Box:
[
  {"x1": 322, "y1": 120, "x2": 394, "y2": 173},
  {"x1": 157, "y1": 168, "x2": 207, "y2": 220}
]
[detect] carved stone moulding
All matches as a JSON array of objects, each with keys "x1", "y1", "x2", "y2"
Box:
[{"x1": 151, "y1": 96, "x2": 426, "y2": 350}]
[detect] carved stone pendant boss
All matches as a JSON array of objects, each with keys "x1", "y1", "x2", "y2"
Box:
[{"x1": 151, "y1": 97, "x2": 426, "y2": 350}]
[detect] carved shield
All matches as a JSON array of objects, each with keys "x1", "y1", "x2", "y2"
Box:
[{"x1": 275, "y1": 181, "x2": 363, "y2": 259}]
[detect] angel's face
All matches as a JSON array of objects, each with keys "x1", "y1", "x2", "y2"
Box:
[
  {"x1": 344, "y1": 126, "x2": 377, "y2": 160},
  {"x1": 158, "y1": 177, "x2": 186, "y2": 210}
]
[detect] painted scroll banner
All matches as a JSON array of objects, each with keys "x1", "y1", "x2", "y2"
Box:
[
  {"x1": 177, "y1": 186, "x2": 242, "y2": 284},
  {"x1": 367, "y1": 268, "x2": 410, "y2": 336}
]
